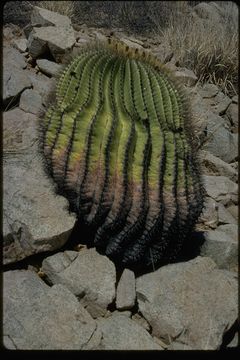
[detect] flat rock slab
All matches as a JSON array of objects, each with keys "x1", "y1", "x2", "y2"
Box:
[
  {"x1": 116, "y1": 268, "x2": 136, "y2": 310},
  {"x1": 96, "y1": 312, "x2": 163, "y2": 350},
  {"x1": 42, "y1": 249, "x2": 116, "y2": 317},
  {"x1": 3, "y1": 108, "x2": 76, "y2": 265},
  {"x1": 136, "y1": 256, "x2": 237, "y2": 349},
  {"x1": 3, "y1": 270, "x2": 100, "y2": 349},
  {"x1": 201, "y1": 230, "x2": 238, "y2": 270}
]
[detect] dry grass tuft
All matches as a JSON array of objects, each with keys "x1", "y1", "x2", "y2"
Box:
[{"x1": 151, "y1": 1, "x2": 238, "y2": 96}]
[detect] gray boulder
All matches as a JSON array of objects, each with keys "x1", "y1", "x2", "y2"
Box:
[
  {"x1": 96, "y1": 312, "x2": 163, "y2": 350},
  {"x1": 27, "y1": 25, "x2": 76, "y2": 61},
  {"x1": 199, "y1": 150, "x2": 237, "y2": 182},
  {"x1": 136, "y1": 256, "x2": 238, "y2": 349},
  {"x1": 3, "y1": 270, "x2": 100, "y2": 349},
  {"x1": 218, "y1": 203, "x2": 237, "y2": 225},
  {"x1": 3, "y1": 46, "x2": 31, "y2": 103},
  {"x1": 201, "y1": 230, "x2": 238, "y2": 270},
  {"x1": 3, "y1": 108, "x2": 76, "y2": 265},
  {"x1": 116, "y1": 269, "x2": 136, "y2": 310},
  {"x1": 193, "y1": 2, "x2": 222, "y2": 22},
  {"x1": 42, "y1": 249, "x2": 116, "y2": 318}
]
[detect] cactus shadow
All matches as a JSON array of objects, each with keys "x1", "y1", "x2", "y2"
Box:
[{"x1": 66, "y1": 221, "x2": 206, "y2": 277}]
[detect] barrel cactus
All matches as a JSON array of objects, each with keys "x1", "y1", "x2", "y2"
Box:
[{"x1": 40, "y1": 39, "x2": 204, "y2": 269}]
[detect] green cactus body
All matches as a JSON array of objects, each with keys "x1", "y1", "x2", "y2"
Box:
[{"x1": 41, "y1": 39, "x2": 204, "y2": 268}]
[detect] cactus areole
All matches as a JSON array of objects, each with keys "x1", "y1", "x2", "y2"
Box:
[{"x1": 41, "y1": 39, "x2": 204, "y2": 269}]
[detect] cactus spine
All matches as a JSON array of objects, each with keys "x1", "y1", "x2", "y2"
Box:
[{"x1": 41, "y1": 39, "x2": 204, "y2": 268}]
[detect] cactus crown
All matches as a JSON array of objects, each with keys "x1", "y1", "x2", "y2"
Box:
[{"x1": 41, "y1": 39, "x2": 204, "y2": 270}]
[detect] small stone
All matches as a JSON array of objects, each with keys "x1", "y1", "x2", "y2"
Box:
[
  {"x1": 227, "y1": 205, "x2": 238, "y2": 220},
  {"x1": 202, "y1": 175, "x2": 238, "y2": 204},
  {"x1": 13, "y1": 38, "x2": 28, "y2": 53},
  {"x1": 36, "y1": 59, "x2": 63, "y2": 77},
  {"x1": 199, "y1": 150, "x2": 237, "y2": 182},
  {"x1": 174, "y1": 67, "x2": 198, "y2": 86},
  {"x1": 231, "y1": 95, "x2": 238, "y2": 104},
  {"x1": 96, "y1": 312, "x2": 163, "y2": 350},
  {"x1": 131, "y1": 313, "x2": 151, "y2": 331},
  {"x1": 116, "y1": 269, "x2": 136, "y2": 310},
  {"x1": 3, "y1": 68, "x2": 32, "y2": 104},
  {"x1": 227, "y1": 332, "x2": 238, "y2": 348},
  {"x1": 19, "y1": 89, "x2": 43, "y2": 115},
  {"x1": 226, "y1": 103, "x2": 238, "y2": 133},
  {"x1": 198, "y1": 83, "x2": 219, "y2": 98},
  {"x1": 193, "y1": 2, "x2": 222, "y2": 21},
  {"x1": 93, "y1": 31, "x2": 109, "y2": 42},
  {"x1": 168, "y1": 342, "x2": 194, "y2": 350},
  {"x1": 42, "y1": 248, "x2": 116, "y2": 318},
  {"x1": 201, "y1": 230, "x2": 237, "y2": 270},
  {"x1": 218, "y1": 203, "x2": 237, "y2": 225},
  {"x1": 204, "y1": 91, "x2": 232, "y2": 115}
]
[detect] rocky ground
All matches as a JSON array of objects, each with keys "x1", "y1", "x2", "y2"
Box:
[{"x1": 3, "y1": 5, "x2": 238, "y2": 350}]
